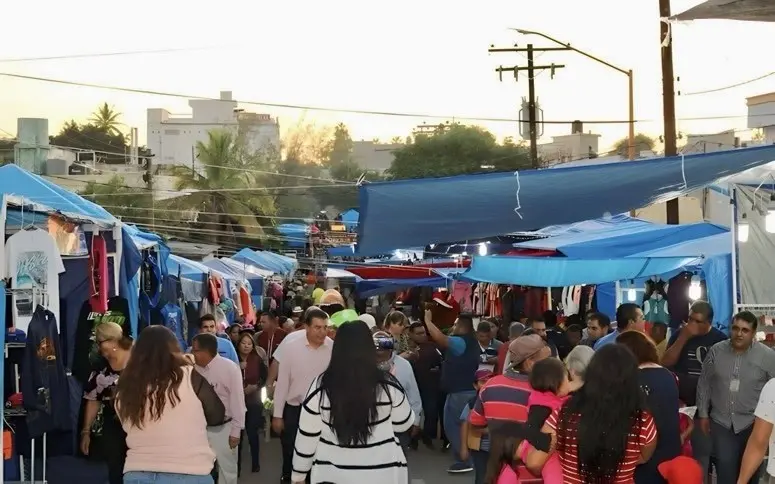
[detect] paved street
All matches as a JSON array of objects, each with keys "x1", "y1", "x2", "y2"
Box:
[{"x1": 238, "y1": 437, "x2": 473, "y2": 484}]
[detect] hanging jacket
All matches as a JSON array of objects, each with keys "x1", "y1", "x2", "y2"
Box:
[
  {"x1": 644, "y1": 296, "x2": 669, "y2": 324},
  {"x1": 139, "y1": 251, "x2": 162, "y2": 328},
  {"x1": 88, "y1": 234, "x2": 109, "y2": 314},
  {"x1": 160, "y1": 303, "x2": 186, "y2": 351},
  {"x1": 21, "y1": 306, "x2": 71, "y2": 438}
]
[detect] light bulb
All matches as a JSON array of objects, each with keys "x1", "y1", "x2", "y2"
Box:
[
  {"x1": 461, "y1": 251, "x2": 468, "y2": 257},
  {"x1": 767, "y1": 210, "x2": 775, "y2": 234},
  {"x1": 627, "y1": 288, "x2": 636, "y2": 302},
  {"x1": 478, "y1": 243, "x2": 487, "y2": 256},
  {"x1": 738, "y1": 222, "x2": 750, "y2": 243},
  {"x1": 688, "y1": 281, "x2": 701, "y2": 300}
]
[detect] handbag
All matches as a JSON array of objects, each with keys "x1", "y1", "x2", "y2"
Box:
[{"x1": 190, "y1": 368, "x2": 227, "y2": 427}]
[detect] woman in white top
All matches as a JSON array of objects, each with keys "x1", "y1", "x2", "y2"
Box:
[
  {"x1": 115, "y1": 326, "x2": 216, "y2": 484},
  {"x1": 292, "y1": 320, "x2": 414, "y2": 484}
]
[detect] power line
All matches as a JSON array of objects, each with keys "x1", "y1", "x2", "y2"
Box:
[
  {"x1": 683, "y1": 70, "x2": 775, "y2": 96},
  {"x1": 0, "y1": 46, "x2": 231, "y2": 64},
  {"x1": 0, "y1": 71, "x2": 634, "y2": 125},
  {"x1": 3, "y1": 70, "x2": 774, "y2": 125}
]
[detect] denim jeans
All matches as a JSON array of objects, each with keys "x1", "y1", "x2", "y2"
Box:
[
  {"x1": 123, "y1": 471, "x2": 214, "y2": 484},
  {"x1": 710, "y1": 420, "x2": 761, "y2": 484},
  {"x1": 443, "y1": 390, "x2": 476, "y2": 465}
]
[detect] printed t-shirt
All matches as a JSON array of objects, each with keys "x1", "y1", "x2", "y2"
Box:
[
  {"x1": 667, "y1": 328, "x2": 727, "y2": 405},
  {"x1": 546, "y1": 407, "x2": 657, "y2": 484},
  {"x1": 5, "y1": 228, "x2": 65, "y2": 332}
]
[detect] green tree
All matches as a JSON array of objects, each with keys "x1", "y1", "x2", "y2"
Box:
[
  {"x1": 89, "y1": 103, "x2": 123, "y2": 135},
  {"x1": 79, "y1": 175, "x2": 149, "y2": 219},
  {"x1": 611, "y1": 133, "x2": 657, "y2": 158},
  {"x1": 326, "y1": 123, "x2": 354, "y2": 166},
  {"x1": 387, "y1": 124, "x2": 532, "y2": 179},
  {"x1": 169, "y1": 129, "x2": 277, "y2": 245}
]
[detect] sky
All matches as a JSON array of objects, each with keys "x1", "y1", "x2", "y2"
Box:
[{"x1": 1, "y1": 0, "x2": 775, "y2": 153}]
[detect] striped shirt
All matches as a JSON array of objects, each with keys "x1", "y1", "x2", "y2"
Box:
[
  {"x1": 469, "y1": 369, "x2": 532, "y2": 428},
  {"x1": 547, "y1": 407, "x2": 657, "y2": 484},
  {"x1": 291, "y1": 376, "x2": 414, "y2": 484}
]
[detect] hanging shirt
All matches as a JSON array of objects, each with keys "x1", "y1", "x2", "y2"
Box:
[
  {"x1": 72, "y1": 297, "x2": 131, "y2": 384},
  {"x1": 161, "y1": 303, "x2": 186, "y2": 351},
  {"x1": 21, "y1": 306, "x2": 71, "y2": 438},
  {"x1": 452, "y1": 282, "x2": 473, "y2": 312},
  {"x1": 89, "y1": 234, "x2": 109, "y2": 314},
  {"x1": 5, "y1": 228, "x2": 65, "y2": 332},
  {"x1": 643, "y1": 296, "x2": 669, "y2": 324}
]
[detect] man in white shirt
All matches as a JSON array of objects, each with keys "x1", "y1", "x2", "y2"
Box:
[
  {"x1": 739, "y1": 377, "x2": 775, "y2": 484},
  {"x1": 192, "y1": 333, "x2": 246, "y2": 484},
  {"x1": 271, "y1": 307, "x2": 333, "y2": 484}
]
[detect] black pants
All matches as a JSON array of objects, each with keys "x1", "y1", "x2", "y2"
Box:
[
  {"x1": 420, "y1": 388, "x2": 439, "y2": 440},
  {"x1": 238, "y1": 403, "x2": 263, "y2": 474},
  {"x1": 711, "y1": 420, "x2": 761, "y2": 484},
  {"x1": 281, "y1": 404, "x2": 302, "y2": 479},
  {"x1": 100, "y1": 416, "x2": 127, "y2": 484},
  {"x1": 438, "y1": 391, "x2": 448, "y2": 442},
  {"x1": 472, "y1": 450, "x2": 489, "y2": 484}
]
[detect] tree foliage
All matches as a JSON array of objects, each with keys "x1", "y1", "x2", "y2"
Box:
[
  {"x1": 79, "y1": 175, "x2": 149, "y2": 219},
  {"x1": 386, "y1": 124, "x2": 532, "y2": 180},
  {"x1": 612, "y1": 133, "x2": 657, "y2": 158},
  {"x1": 51, "y1": 105, "x2": 151, "y2": 164},
  {"x1": 89, "y1": 103, "x2": 123, "y2": 135},
  {"x1": 168, "y1": 130, "x2": 277, "y2": 245}
]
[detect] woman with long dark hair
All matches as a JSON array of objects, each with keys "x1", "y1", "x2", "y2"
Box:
[
  {"x1": 291, "y1": 321, "x2": 414, "y2": 484},
  {"x1": 115, "y1": 326, "x2": 215, "y2": 484},
  {"x1": 616, "y1": 331, "x2": 681, "y2": 484},
  {"x1": 236, "y1": 330, "x2": 268, "y2": 474},
  {"x1": 528, "y1": 344, "x2": 658, "y2": 483}
]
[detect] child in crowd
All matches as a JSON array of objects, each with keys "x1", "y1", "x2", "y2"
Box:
[
  {"x1": 679, "y1": 402, "x2": 694, "y2": 457},
  {"x1": 525, "y1": 358, "x2": 572, "y2": 484},
  {"x1": 484, "y1": 422, "x2": 529, "y2": 484},
  {"x1": 461, "y1": 369, "x2": 495, "y2": 484}
]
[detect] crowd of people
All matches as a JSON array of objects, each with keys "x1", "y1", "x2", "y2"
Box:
[{"x1": 75, "y1": 280, "x2": 775, "y2": 484}]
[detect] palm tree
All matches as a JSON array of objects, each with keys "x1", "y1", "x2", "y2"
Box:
[
  {"x1": 170, "y1": 129, "x2": 277, "y2": 245},
  {"x1": 89, "y1": 103, "x2": 123, "y2": 135}
]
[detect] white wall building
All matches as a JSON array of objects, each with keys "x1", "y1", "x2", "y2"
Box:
[
  {"x1": 747, "y1": 92, "x2": 775, "y2": 144},
  {"x1": 538, "y1": 122, "x2": 601, "y2": 165},
  {"x1": 147, "y1": 91, "x2": 280, "y2": 167}
]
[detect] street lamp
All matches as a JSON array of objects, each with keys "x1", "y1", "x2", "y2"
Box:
[{"x1": 512, "y1": 29, "x2": 636, "y2": 161}]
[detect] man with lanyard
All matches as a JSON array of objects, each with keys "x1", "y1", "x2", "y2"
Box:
[
  {"x1": 425, "y1": 310, "x2": 480, "y2": 474},
  {"x1": 696, "y1": 311, "x2": 775, "y2": 483},
  {"x1": 373, "y1": 331, "x2": 423, "y2": 448},
  {"x1": 192, "y1": 333, "x2": 245, "y2": 484}
]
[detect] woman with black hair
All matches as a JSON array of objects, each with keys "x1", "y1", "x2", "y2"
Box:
[
  {"x1": 528, "y1": 344, "x2": 658, "y2": 483},
  {"x1": 291, "y1": 320, "x2": 414, "y2": 484}
]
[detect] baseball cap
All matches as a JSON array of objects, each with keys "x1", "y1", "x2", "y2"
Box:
[
  {"x1": 475, "y1": 368, "x2": 494, "y2": 382},
  {"x1": 358, "y1": 313, "x2": 377, "y2": 330},
  {"x1": 508, "y1": 334, "x2": 546, "y2": 366}
]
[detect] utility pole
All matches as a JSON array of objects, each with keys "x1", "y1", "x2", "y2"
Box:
[
  {"x1": 489, "y1": 43, "x2": 566, "y2": 168},
  {"x1": 660, "y1": 0, "x2": 680, "y2": 224},
  {"x1": 143, "y1": 157, "x2": 154, "y2": 229}
]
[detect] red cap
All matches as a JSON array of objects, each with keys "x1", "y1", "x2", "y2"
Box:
[{"x1": 658, "y1": 456, "x2": 702, "y2": 484}]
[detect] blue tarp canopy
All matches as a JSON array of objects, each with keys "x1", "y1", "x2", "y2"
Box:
[
  {"x1": 231, "y1": 248, "x2": 297, "y2": 275},
  {"x1": 338, "y1": 208, "x2": 359, "y2": 231},
  {"x1": 514, "y1": 219, "x2": 728, "y2": 258},
  {"x1": 0, "y1": 164, "x2": 117, "y2": 225},
  {"x1": 218, "y1": 258, "x2": 274, "y2": 278},
  {"x1": 355, "y1": 145, "x2": 775, "y2": 254},
  {"x1": 167, "y1": 254, "x2": 233, "y2": 281},
  {"x1": 356, "y1": 277, "x2": 448, "y2": 298},
  {"x1": 277, "y1": 223, "x2": 308, "y2": 248}
]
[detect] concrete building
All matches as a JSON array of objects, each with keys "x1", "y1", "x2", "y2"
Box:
[
  {"x1": 747, "y1": 92, "x2": 775, "y2": 143},
  {"x1": 352, "y1": 141, "x2": 402, "y2": 172},
  {"x1": 147, "y1": 91, "x2": 280, "y2": 167},
  {"x1": 683, "y1": 129, "x2": 738, "y2": 154},
  {"x1": 537, "y1": 122, "x2": 601, "y2": 165}
]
